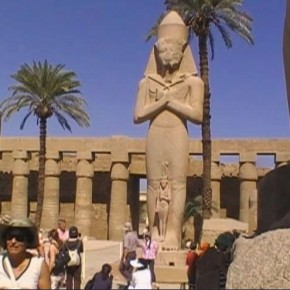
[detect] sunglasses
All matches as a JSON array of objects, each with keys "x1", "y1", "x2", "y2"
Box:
[{"x1": 5, "y1": 230, "x2": 27, "y2": 243}]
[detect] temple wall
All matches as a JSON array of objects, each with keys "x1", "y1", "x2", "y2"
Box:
[{"x1": 0, "y1": 136, "x2": 289, "y2": 239}]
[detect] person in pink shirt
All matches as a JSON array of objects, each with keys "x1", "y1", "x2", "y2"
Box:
[
  {"x1": 141, "y1": 232, "x2": 159, "y2": 284},
  {"x1": 57, "y1": 219, "x2": 69, "y2": 243}
]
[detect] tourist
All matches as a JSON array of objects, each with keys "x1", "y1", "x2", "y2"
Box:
[
  {"x1": 0, "y1": 218, "x2": 51, "y2": 289},
  {"x1": 128, "y1": 258, "x2": 152, "y2": 289},
  {"x1": 26, "y1": 228, "x2": 46, "y2": 258},
  {"x1": 140, "y1": 231, "x2": 158, "y2": 284},
  {"x1": 57, "y1": 219, "x2": 69, "y2": 243},
  {"x1": 63, "y1": 226, "x2": 83, "y2": 290},
  {"x1": 37, "y1": 228, "x2": 45, "y2": 258},
  {"x1": 186, "y1": 241, "x2": 198, "y2": 290},
  {"x1": 195, "y1": 232, "x2": 236, "y2": 290},
  {"x1": 48, "y1": 229, "x2": 65, "y2": 289},
  {"x1": 197, "y1": 242, "x2": 210, "y2": 257},
  {"x1": 85, "y1": 263, "x2": 113, "y2": 290},
  {"x1": 133, "y1": 11, "x2": 204, "y2": 249},
  {"x1": 119, "y1": 222, "x2": 139, "y2": 285},
  {"x1": 0, "y1": 214, "x2": 11, "y2": 254}
]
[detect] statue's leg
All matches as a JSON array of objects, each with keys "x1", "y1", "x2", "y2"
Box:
[
  {"x1": 162, "y1": 126, "x2": 189, "y2": 249},
  {"x1": 146, "y1": 127, "x2": 163, "y2": 241},
  {"x1": 164, "y1": 177, "x2": 186, "y2": 249},
  {"x1": 147, "y1": 180, "x2": 160, "y2": 240}
]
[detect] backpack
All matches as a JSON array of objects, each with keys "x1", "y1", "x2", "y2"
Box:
[
  {"x1": 66, "y1": 241, "x2": 81, "y2": 267},
  {"x1": 52, "y1": 248, "x2": 70, "y2": 275},
  {"x1": 84, "y1": 273, "x2": 97, "y2": 290}
]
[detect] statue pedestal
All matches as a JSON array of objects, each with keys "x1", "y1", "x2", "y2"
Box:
[{"x1": 155, "y1": 250, "x2": 187, "y2": 266}]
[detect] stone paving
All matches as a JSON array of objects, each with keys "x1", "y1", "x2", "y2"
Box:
[{"x1": 81, "y1": 239, "x2": 188, "y2": 289}]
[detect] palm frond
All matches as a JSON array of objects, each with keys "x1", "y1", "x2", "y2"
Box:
[{"x1": 1, "y1": 60, "x2": 90, "y2": 131}]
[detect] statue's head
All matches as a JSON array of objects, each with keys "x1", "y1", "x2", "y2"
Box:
[
  {"x1": 160, "y1": 175, "x2": 168, "y2": 188},
  {"x1": 144, "y1": 11, "x2": 197, "y2": 77},
  {"x1": 155, "y1": 11, "x2": 188, "y2": 69},
  {"x1": 156, "y1": 37, "x2": 186, "y2": 67}
]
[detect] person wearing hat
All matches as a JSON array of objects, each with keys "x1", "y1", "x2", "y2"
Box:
[
  {"x1": 119, "y1": 222, "x2": 140, "y2": 285},
  {"x1": 63, "y1": 225, "x2": 83, "y2": 290},
  {"x1": 0, "y1": 218, "x2": 51, "y2": 289},
  {"x1": 140, "y1": 231, "x2": 158, "y2": 284},
  {"x1": 128, "y1": 258, "x2": 152, "y2": 289}
]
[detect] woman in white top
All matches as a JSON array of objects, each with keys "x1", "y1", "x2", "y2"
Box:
[
  {"x1": 48, "y1": 229, "x2": 65, "y2": 289},
  {"x1": 0, "y1": 218, "x2": 51, "y2": 289},
  {"x1": 129, "y1": 258, "x2": 152, "y2": 289}
]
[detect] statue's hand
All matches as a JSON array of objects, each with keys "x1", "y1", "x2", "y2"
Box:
[{"x1": 155, "y1": 90, "x2": 165, "y2": 101}]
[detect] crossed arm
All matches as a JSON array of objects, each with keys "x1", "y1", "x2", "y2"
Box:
[{"x1": 133, "y1": 75, "x2": 204, "y2": 124}]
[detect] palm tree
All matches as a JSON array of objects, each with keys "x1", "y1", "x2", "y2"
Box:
[
  {"x1": 183, "y1": 195, "x2": 203, "y2": 243},
  {"x1": 0, "y1": 60, "x2": 90, "y2": 228},
  {"x1": 184, "y1": 195, "x2": 218, "y2": 243},
  {"x1": 148, "y1": 0, "x2": 254, "y2": 219}
]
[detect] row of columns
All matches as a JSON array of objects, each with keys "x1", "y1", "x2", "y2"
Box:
[
  {"x1": 211, "y1": 161, "x2": 257, "y2": 231},
  {"x1": 7, "y1": 149, "x2": 284, "y2": 238},
  {"x1": 10, "y1": 150, "x2": 95, "y2": 237}
]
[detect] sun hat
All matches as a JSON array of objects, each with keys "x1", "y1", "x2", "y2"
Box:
[
  {"x1": 0, "y1": 218, "x2": 39, "y2": 249},
  {"x1": 130, "y1": 258, "x2": 148, "y2": 269},
  {"x1": 123, "y1": 222, "x2": 132, "y2": 231}
]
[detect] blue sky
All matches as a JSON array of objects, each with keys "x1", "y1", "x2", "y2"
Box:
[{"x1": 0, "y1": 0, "x2": 289, "y2": 139}]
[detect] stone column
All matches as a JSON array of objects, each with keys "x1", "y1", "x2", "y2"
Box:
[
  {"x1": 248, "y1": 188, "x2": 257, "y2": 234},
  {"x1": 211, "y1": 162, "x2": 221, "y2": 218},
  {"x1": 109, "y1": 162, "x2": 129, "y2": 240},
  {"x1": 109, "y1": 136, "x2": 129, "y2": 241},
  {"x1": 275, "y1": 152, "x2": 290, "y2": 168},
  {"x1": 239, "y1": 162, "x2": 257, "y2": 224},
  {"x1": 75, "y1": 151, "x2": 94, "y2": 237},
  {"x1": 11, "y1": 150, "x2": 29, "y2": 219},
  {"x1": 41, "y1": 151, "x2": 60, "y2": 229}
]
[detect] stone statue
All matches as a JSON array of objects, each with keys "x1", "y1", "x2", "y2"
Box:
[
  {"x1": 133, "y1": 11, "x2": 204, "y2": 249},
  {"x1": 156, "y1": 162, "x2": 171, "y2": 242}
]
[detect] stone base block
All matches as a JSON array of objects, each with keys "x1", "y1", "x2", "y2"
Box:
[
  {"x1": 155, "y1": 250, "x2": 187, "y2": 266},
  {"x1": 202, "y1": 218, "x2": 248, "y2": 245}
]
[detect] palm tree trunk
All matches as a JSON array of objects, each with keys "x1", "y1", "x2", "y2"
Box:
[
  {"x1": 35, "y1": 117, "x2": 46, "y2": 229},
  {"x1": 194, "y1": 213, "x2": 203, "y2": 243},
  {"x1": 199, "y1": 34, "x2": 212, "y2": 220}
]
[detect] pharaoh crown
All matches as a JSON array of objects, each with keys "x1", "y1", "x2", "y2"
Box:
[{"x1": 157, "y1": 11, "x2": 188, "y2": 42}]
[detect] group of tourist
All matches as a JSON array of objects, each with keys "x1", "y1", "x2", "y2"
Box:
[
  {"x1": 186, "y1": 231, "x2": 238, "y2": 290},
  {"x1": 118, "y1": 222, "x2": 159, "y2": 289},
  {"x1": 0, "y1": 216, "x2": 83, "y2": 289}
]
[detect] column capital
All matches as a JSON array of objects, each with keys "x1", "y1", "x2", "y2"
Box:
[
  {"x1": 111, "y1": 162, "x2": 129, "y2": 181},
  {"x1": 76, "y1": 159, "x2": 94, "y2": 178},
  {"x1": 45, "y1": 159, "x2": 61, "y2": 176},
  {"x1": 13, "y1": 158, "x2": 29, "y2": 176},
  {"x1": 239, "y1": 162, "x2": 257, "y2": 181}
]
